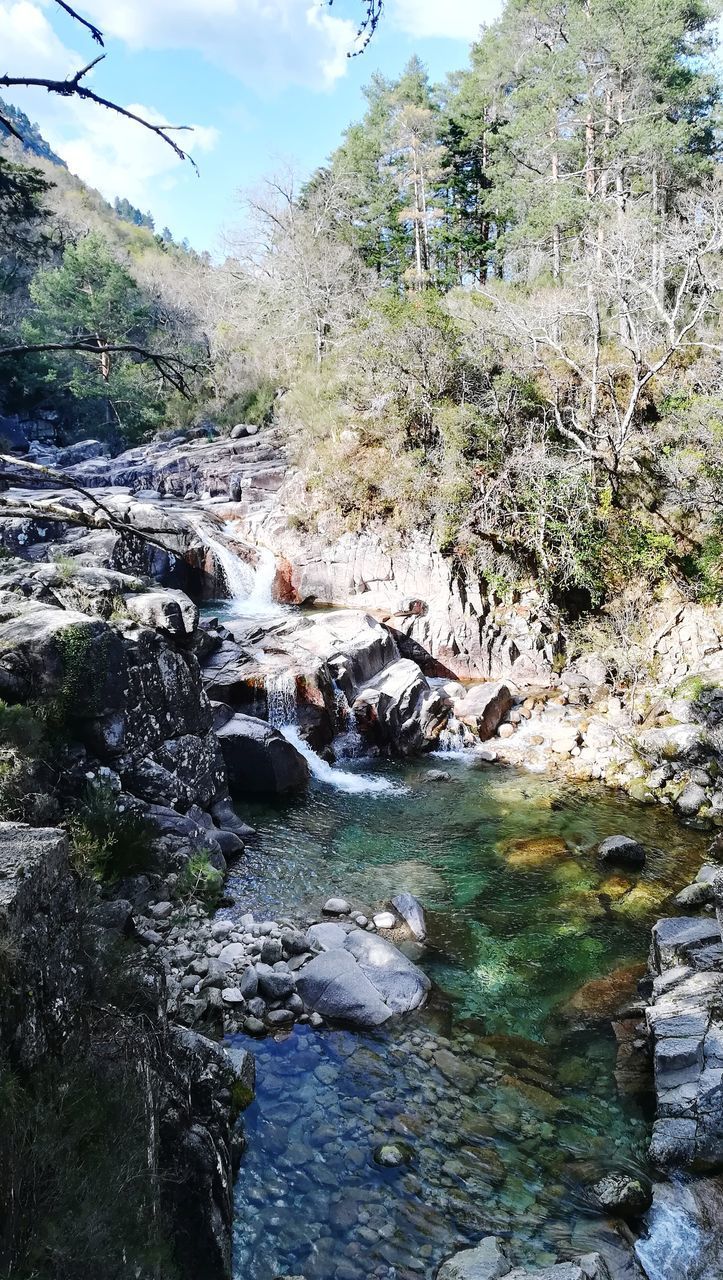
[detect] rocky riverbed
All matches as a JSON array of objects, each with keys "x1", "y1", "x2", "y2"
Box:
[{"x1": 2, "y1": 430, "x2": 723, "y2": 1279}]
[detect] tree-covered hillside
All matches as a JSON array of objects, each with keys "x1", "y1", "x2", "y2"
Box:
[{"x1": 1, "y1": 0, "x2": 722, "y2": 615}]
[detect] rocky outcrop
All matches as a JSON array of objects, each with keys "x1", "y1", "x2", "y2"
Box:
[
  {"x1": 202, "y1": 609, "x2": 454, "y2": 757},
  {"x1": 454, "y1": 681, "x2": 513, "y2": 739},
  {"x1": 354, "y1": 656, "x2": 450, "y2": 755},
  {"x1": 646, "y1": 913, "x2": 723, "y2": 1171},
  {"x1": 0, "y1": 821, "x2": 249, "y2": 1280}
]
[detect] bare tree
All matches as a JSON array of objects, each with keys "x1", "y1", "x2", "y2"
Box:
[
  {"x1": 229, "y1": 168, "x2": 372, "y2": 371},
  {"x1": 456, "y1": 184, "x2": 723, "y2": 490}
]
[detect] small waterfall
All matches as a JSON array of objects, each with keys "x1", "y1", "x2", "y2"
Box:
[
  {"x1": 203, "y1": 529, "x2": 254, "y2": 603},
  {"x1": 266, "y1": 670, "x2": 297, "y2": 729},
  {"x1": 281, "y1": 724, "x2": 399, "y2": 796},
  {"x1": 197, "y1": 517, "x2": 282, "y2": 617},
  {"x1": 244, "y1": 546, "x2": 278, "y2": 612},
  {"x1": 332, "y1": 681, "x2": 365, "y2": 759},
  {"x1": 434, "y1": 714, "x2": 477, "y2": 754}
]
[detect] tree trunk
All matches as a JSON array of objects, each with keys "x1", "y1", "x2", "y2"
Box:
[{"x1": 551, "y1": 147, "x2": 561, "y2": 283}]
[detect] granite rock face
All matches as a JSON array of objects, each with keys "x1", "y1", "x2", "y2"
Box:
[
  {"x1": 0, "y1": 822, "x2": 247, "y2": 1280},
  {"x1": 646, "y1": 914, "x2": 723, "y2": 1170}
]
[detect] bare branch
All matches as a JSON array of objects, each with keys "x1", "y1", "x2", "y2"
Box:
[
  {"x1": 52, "y1": 0, "x2": 104, "y2": 45},
  {"x1": 0, "y1": 69, "x2": 197, "y2": 169},
  {"x1": 0, "y1": 339, "x2": 199, "y2": 397}
]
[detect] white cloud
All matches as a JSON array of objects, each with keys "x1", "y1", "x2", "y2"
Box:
[
  {"x1": 41, "y1": 100, "x2": 218, "y2": 208},
  {"x1": 390, "y1": 0, "x2": 501, "y2": 41},
  {"x1": 1, "y1": 2, "x2": 218, "y2": 212},
  {"x1": 0, "y1": 0, "x2": 80, "y2": 77},
  {"x1": 69, "y1": 0, "x2": 361, "y2": 90}
]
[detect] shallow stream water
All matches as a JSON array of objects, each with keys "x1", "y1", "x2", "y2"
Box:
[{"x1": 224, "y1": 755, "x2": 708, "y2": 1280}]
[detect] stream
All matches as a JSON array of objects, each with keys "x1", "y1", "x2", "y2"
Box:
[{"x1": 221, "y1": 752, "x2": 708, "y2": 1280}]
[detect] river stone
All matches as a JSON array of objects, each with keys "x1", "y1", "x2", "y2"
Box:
[
  {"x1": 373, "y1": 911, "x2": 397, "y2": 930},
  {"x1": 210, "y1": 919, "x2": 234, "y2": 940},
  {"x1": 437, "y1": 1237, "x2": 509, "y2": 1280},
  {"x1": 218, "y1": 942, "x2": 247, "y2": 968},
  {"x1": 323, "y1": 897, "x2": 351, "y2": 915},
  {"x1": 373, "y1": 1141, "x2": 412, "y2": 1168},
  {"x1": 295, "y1": 949, "x2": 392, "y2": 1028},
  {"x1": 597, "y1": 836, "x2": 646, "y2": 868},
  {"x1": 391, "y1": 892, "x2": 427, "y2": 941},
  {"x1": 221, "y1": 986, "x2": 245, "y2": 1005},
  {"x1": 592, "y1": 1173, "x2": 651, "y2": 1217},
  {"x1": 255, "y1": 962, "x2": 296, "y2": 1000},
  {"x1": 675, "y1": 781, "x2": 707, "y2": 817},
  {"x1": 266, "y1": 1008, "x2": 294, "y2": 1027}
]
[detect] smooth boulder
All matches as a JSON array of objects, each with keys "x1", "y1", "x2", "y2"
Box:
[
  {"x1": 216, "y1": 713, "x2": 310, "y2": 795},
  {"x1": 597, "y1": 836, "x2": 645, "y2": 868},
  {"x1": 391, "y1": 891, "x2": 427, "y2": 941},
  {"x1": 296, "y1": 926, "x2": 430, "y2": 1028}
]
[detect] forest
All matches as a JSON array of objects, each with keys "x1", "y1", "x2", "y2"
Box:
[{"x1": 1, "y1": 0, "x2": 722, "y2": 615}]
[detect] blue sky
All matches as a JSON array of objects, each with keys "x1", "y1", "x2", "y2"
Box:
[{"x1": 1, "y1": 0, "x2": 503, "y2": 251}]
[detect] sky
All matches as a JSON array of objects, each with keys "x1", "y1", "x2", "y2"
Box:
[{"x1": 1, "y1": 0, "x2": 504, "y2": 252}]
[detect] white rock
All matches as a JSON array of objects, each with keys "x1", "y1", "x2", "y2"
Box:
[{"x1": 373, "y1": 911, "x2": 397, "y2": 930}]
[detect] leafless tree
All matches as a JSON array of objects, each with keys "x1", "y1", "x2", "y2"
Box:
[
  {"x1": 456, "y1": 184, "x2": 723, "y2": 491},
  {"x1": 229, "y1": 168, "x2": 373, "y2": 371}
]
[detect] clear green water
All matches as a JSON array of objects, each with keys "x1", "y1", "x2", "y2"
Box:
[{"x1": 228, "y1": 756, "x2": 707, "y2": 1280}]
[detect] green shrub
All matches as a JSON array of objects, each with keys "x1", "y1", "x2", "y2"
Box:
[
  {"x1": 69, "y1": 782, "x2": 154, "y2": 883},
  {"x1": 177, "y1": 851, "x2": 223, "y2": 908}
]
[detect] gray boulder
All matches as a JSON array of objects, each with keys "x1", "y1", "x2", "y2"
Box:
[
  {"x1": 295, "y1": 948, "x2": 392, "y2": 1028},
  {"x1": 436, "y1": 1240, "x2": 611, "y2": 1280},
  {"x1": 216, "y1": 713, "x2": 310, "y2": 795},
  {"x1": 391, "y1": 891, "x2": 427, "y2": 941},
  {"x1": 345, "y1": 929, "x2": 430, "y2": 1013},
  {"x1": 124, "y1": 589, "x2": 199, "y2": 638},
  {"x1": 354, "y1": 657, "x2": 450, "y2": 755},
  {"x1": 593, "y1": 1173, "x2": 651, "y2": 1218},
  {"x1": 453, "y1": 682, "x2": 513, "y2": 740},
  {"x1": 437, "y1": 1240, "x2": 509, "y2": 1280},
  {"x1": 296, "y1": 926, "x2": 430, "y2": 1028},
  {"x1": 598, "y1": 836, "x2": 645, "y2": 868},
  {"x1": 675, "y1": 781, "x2": 708, "y2": 818}
]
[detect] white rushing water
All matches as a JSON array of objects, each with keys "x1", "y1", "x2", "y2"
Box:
[
  {"x1": 266, "y1": 670, "x2": 298, "y2": 730},
  {"x1": 635, "y1": 1180, "x2": 707, "y2": 1280},
  {"x1": 199, "y1": 519, "x2": 283, "y2": 618},
  {"x1": 280, "y1": 724, "x2": 399, "y2": 795},
  {"x1": 266, "y1": 672, "x2": 399, "y2": 794}
]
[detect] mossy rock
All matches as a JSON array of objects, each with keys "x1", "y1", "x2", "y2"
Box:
[{"x1": 499, "y1": 836, "x2": 572, "y2": 868}]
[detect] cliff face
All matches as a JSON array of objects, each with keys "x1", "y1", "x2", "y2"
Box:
[{"x1": 0, "y1": 820, "x2": 244, "y2": 1280}]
